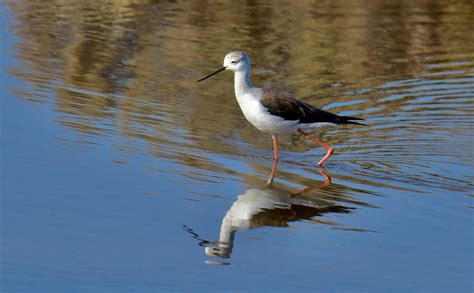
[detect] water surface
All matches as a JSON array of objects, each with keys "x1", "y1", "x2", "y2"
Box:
[{"x1": 2, "y1": 0, "x2": 473, "y2": 292}]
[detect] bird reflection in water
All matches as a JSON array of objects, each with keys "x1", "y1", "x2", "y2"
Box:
[{"x1": 185, "y1": 169, "x2": 352, "y2": 262}]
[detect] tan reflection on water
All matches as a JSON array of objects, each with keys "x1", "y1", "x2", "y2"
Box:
[{"x1": 7, "y1": 0, "x2": 474, "y2": 192}]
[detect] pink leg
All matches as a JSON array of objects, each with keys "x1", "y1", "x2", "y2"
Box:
[
  {"x1": 268, "y1": 135, "x2": 280, "y2": 184},
  {"x1": 297, "y1": 129, "x2": 334, "y2": 166}
]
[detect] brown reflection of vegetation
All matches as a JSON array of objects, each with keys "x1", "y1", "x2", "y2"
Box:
[{"x1": 7, "y1": 0, "x2": 474, "y2": 175}]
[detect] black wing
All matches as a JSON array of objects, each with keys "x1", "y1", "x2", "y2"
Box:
[{"x1": 260, "y1": 89, "x2": 365, "y2": 125}]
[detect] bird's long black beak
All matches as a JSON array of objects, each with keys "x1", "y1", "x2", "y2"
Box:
[{"x1": 197, "y1": 66, "x2": 227, "y2": 82}]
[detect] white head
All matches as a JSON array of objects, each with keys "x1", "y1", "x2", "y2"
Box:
[
  {"x1": 197, "y1": 51, "x2": 251, "y2": 82},
  {"x1": 223, "y1": 51, "x2": 251, "y2": 72}
]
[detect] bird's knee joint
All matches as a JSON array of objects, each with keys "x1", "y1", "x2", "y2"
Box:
[{"x1": 328, "y1": 148, "x2": 334, "y2": 155}]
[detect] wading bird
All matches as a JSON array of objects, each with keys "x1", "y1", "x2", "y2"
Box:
[{"x1": 198, "y1": 51, "x2": 365, "y2": 180}]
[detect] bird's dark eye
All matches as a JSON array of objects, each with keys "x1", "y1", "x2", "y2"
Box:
[{"x1": 231, "y1": 60, "x2": 238, "y2": 64}]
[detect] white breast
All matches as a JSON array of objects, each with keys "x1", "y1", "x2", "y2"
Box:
[{"x1": 236, "y1": 91, "x2": 298, "y2": 134}]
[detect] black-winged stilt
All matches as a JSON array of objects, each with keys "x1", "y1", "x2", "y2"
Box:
[{"x1": 198, "y1": 51, "x2": 365, "y2": 180}]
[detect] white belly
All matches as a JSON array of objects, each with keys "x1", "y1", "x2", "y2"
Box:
[
  {"x1": 236, "y1": 91, "x2": 337, "y2": 134},
  {"x1": 238, "y1": 98, "x2": 298, "y2": 134}
]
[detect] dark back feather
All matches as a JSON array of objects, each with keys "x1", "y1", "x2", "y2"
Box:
[{"x1": 261, "y1": 89, "x2": 343, "y2": 124}]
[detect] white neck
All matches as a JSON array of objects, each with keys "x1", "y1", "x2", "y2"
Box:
[
  {"x1": 234, "y1": 66, "x2": 253, "y2": 98},
  {"x1": 219, "y1": 217, "x2": 236, "y2": 245},
  {"x1": 214, "y1": 216, "x2": 236, "y2": 258}
]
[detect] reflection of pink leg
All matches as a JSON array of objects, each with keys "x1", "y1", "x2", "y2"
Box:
[
  {"x1": 268, "y1": 135, "x2": 280, "y2": 184},
  {"x1": 292, "y1": 168, "x2": 332, "y2": 196},
  {"x1": 318, "y1": 168, "x2": 332, "y2": 187},
  {"x1": 297, "y1": 129, "x2": 334, "y2": 166}
]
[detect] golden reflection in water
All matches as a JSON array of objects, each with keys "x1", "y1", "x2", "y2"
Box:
[{"x1": 7, "y1": 0, "x2": 474, "y2": 189}]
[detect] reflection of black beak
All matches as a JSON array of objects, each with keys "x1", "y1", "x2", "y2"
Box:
[{"x1": 197, "y1": 66, "x2": 227, "y2": 82}]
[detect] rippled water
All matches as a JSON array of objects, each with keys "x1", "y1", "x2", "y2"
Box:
[{"x1": 2, "y1": 1, "x2": 473, "y2": 292}]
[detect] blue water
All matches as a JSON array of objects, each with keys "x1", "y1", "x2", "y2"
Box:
[{"x1": 2, "y1": 1, "x2": 473, "y2": 292}]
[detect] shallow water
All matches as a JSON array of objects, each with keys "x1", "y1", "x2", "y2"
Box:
[{"x1": 2, "y1": 0, "x2": 473, "y2": 292}]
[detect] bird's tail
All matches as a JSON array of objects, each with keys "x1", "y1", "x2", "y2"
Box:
[{"x1": 339, "y1": 116, "x2": 367, "y2": 126}]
